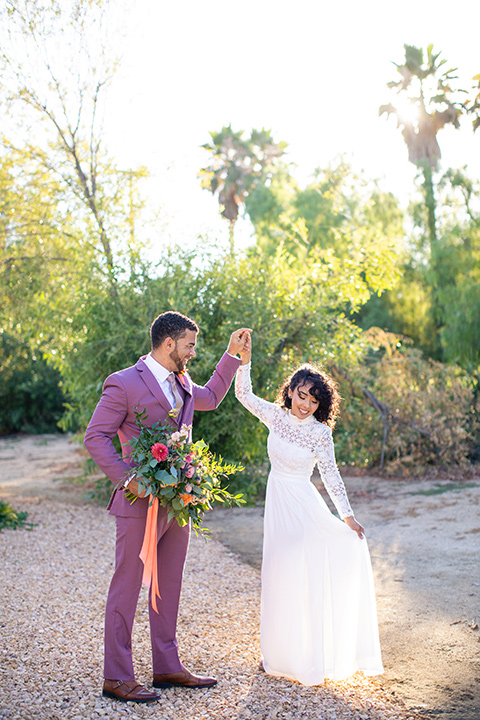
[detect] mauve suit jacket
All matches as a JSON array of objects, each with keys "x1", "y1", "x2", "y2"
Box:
[{"x1": 84, "y1": 353, "x2": 241, "y2": 517}]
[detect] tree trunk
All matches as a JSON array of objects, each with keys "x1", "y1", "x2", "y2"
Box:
[
  {"x1": 229, "y1": 219, "x2": 235, "y2": 255},
  {"x1": 422, "y1": 163, "x2": 437, "y2": 250}
]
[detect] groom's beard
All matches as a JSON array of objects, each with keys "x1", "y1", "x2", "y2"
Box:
[{"x1": 169, "y1": 345, "x2": 187, "y2": 374}]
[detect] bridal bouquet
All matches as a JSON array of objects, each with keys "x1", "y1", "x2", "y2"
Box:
[
  {"x1": 122, "y1": 409, "x2": 245, "y2": 612},
  {"x1": 124, "y1": 408, "x2": 245, "y2": 533}
]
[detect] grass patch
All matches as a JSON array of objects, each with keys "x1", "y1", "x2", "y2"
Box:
[{"x1": 0, "y1": 499, "x2": 35, "y2": 531}]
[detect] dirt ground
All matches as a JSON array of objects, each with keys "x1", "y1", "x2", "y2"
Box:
[{"x1": 1, "y1": 433, "x2": 480, "y2": 720}]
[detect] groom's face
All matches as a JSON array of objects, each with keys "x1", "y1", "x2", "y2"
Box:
[{"x1": 169, "y1": 329, "x2": 197, "y2": 373}]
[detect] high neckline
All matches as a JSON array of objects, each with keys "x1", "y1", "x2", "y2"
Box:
[{"x1": 286, "y1": 409, "x2": 316, "y2": 426}]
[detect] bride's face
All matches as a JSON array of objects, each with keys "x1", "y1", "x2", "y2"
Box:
[{"x1": 288, "y1": 382, "x2": 319, "y2": 420}]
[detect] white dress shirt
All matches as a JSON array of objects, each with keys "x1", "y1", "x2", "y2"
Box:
[{"x1": 143, "y1": 353, "x2": 177, "y2": 408}]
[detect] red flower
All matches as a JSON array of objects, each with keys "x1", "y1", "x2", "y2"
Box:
[{"x1": 151, "y1": 443, "x2": 168, "y2": 462}]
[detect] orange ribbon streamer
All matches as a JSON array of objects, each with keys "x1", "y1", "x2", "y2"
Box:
[{"x1": 139, "y1": 496, "x2": 162, "y2": 613}]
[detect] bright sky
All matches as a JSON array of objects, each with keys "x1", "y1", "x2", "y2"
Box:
[{"x1": 103, "y1": 0, "x2": 480, "y2": 250}]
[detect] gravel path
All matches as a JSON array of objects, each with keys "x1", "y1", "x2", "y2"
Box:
[{"x1": 0, "y1": 499, "x2": 421, "y2": 720}]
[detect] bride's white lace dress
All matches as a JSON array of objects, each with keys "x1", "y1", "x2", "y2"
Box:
[{"x1": 235, "y1": 363, "x2": 383, "y2": 685}]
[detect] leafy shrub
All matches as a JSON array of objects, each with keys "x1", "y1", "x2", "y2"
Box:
[
  {"x1": 0, "y1": 333, "x2": 66, "y2": 435},
  {"x1": 333, "y1": 329, "x2": 477, "y2": 471},
  {"x1": 0, "y1": 499, "x2": 33, "y2": 531}
]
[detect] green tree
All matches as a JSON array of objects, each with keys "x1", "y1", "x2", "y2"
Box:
[
  {"x1": 0, "y1": 146, "x2": 95, "y2": 343},
  {"x1": 246, "y1": 159, "x2": 404, "y2": 264},
  {"x1": 199, "y1": 125, "x2": 286, "y2": 253},
  {"x1": 0, "y1": 0, "x2": 149, "y2": 293},
  {"x1": 433, "y1": 169, "x2": 480, "y2": 374},
  {"x1": 0, "y1": 0, "x2": 152, "y2": 405}
]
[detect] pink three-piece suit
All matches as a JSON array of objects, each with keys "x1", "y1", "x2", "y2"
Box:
[{"x1": 84, "y1": 352, "x2": 241, "y2": 680}]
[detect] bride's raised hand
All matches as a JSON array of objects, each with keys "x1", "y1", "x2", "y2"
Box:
[{"x1": 239, "y1": 330, "x2": 252, "y2": 365}]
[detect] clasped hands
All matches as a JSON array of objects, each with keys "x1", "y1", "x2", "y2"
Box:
[{"x1": 227, "y1": 328, "x2": 252, "y2": 362}]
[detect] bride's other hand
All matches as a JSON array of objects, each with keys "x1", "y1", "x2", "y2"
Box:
[
  {"x1": 240, "y1": 330, "x2": 252, "y2": 365},
  {"x1": 344, "y1": 515, "x2": 365, "y2": 539}
]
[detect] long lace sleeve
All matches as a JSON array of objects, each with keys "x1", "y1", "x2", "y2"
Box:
[
  {"x1": 235, "y1": 362, "x2": 277, "y2": 427},
  {"x1": 314, "y1": 427, "x2": 353, "y2": 519}
]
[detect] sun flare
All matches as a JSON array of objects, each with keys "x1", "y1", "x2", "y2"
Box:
[{"x1": 394, "y1": 96, "x2": 421, "y2": 126}]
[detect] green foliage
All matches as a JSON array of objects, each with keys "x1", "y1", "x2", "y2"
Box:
[
  {"x1": 246, "y1": 160, "x2": 404, "y2": 269},
  {"x1": 181, "y1": 238, "x2": 398, "y2": 476},
  {"x1": 0, "y1": 499, "x2": 33, "y2": 531},
  {"x1": 356, "y1": 268, "x2": 440, "y2": 359},
  {"x1": 358, "y1": 164, "x2": 480, "y2": 379},
  {"x1": 0, "y1": 332, "x2": 65, "y2": 435},
  {"x1": 37, "y1": 226, "x2": 399, "y2": 500},
  {"x1": 0, "y1": 146, "x2": 97, "y2": 343}
]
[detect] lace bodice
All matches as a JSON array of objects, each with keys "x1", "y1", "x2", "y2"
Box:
[{"x1": 235, "y1": 363, "x2": 353, "y2": 519}]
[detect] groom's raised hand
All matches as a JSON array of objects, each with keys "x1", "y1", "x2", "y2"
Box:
[{"x1": 227, "y1": 328, "x2": 252, "y2": 358}]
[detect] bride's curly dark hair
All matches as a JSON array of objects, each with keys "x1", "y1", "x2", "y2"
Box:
[{"x1": 276, "y1": 364, "x2": 341, "y2": 429}]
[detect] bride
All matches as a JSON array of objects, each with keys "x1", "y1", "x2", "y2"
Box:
[{"x1": 235, "y1": 332, "x2": 383, "y2": 685}]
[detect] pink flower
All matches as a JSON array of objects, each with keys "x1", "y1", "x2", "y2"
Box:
[
  {"x1": 151, "y1": 443, "x2": 168, "y2": 462},
  {"x1": 185, "y1": 453, "x2": 194, "y2": 463},
  {"x1": 185, "y1": 484, "x2": 193, "y2": 493},
  {"x1": 184, "y1": 465, "x2": 195, "y2": 479}
]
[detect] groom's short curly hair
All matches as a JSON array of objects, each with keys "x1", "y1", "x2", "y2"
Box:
[{"x1": 150, "y1": 311, "x2": 198, "y2": 349}]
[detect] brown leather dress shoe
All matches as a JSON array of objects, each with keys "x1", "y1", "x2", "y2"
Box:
[
  {"x1": 102, "y1": 679, "x2": 161, "y2": 703},
  {"x1": 153, "y1": 668, "x2": 217, "y2": 689}
]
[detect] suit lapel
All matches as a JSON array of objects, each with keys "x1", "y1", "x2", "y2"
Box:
[{"x1": 135, "y1": 358, "x2": 178, "y2": 426}]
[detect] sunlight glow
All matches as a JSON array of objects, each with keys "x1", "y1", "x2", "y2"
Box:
[{"x1": 394, "y1": 96, "x2": 422, "y2": 126}]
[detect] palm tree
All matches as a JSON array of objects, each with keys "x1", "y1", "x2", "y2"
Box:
[
  {"x1": 199, "y1": 125, "x2": 286, "y2": 253},
  {"x1": 380, "y1": 44, "x2": 462, "y2": 250}
]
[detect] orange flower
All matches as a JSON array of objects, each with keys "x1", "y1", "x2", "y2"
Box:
[{"x1": 179, "y1": 492, "x2": 195, "y2": 506}]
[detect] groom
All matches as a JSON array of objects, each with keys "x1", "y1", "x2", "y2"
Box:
[{"x1": 84, "y1": 311, "x2": 248, "y2": 703}]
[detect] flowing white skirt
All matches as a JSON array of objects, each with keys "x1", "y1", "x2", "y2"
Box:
[{"x1": 261, "y1": 470, "x2": 384, "y2": 685}]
